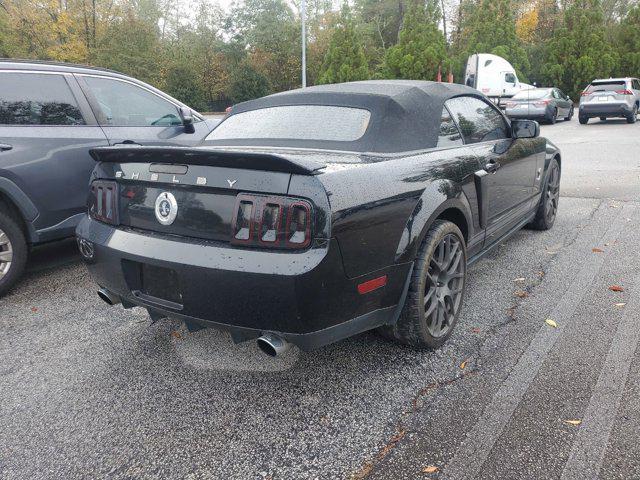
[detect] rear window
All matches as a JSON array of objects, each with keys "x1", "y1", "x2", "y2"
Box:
[
  {"x1": 206, "y1": 105, "x2": 371, "y2": 142},
  {"x1": 586, "y1": 81, "x2": 626, "y2": 92},
  {"x1": 512, "y1": 89, "x2": 550, "y2": 100}
]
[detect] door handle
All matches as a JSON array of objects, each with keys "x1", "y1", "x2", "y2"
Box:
[
  {"x1": 485, "y1": 160, "x2": 501, "y2": 173},
  {"x1": 0, "y1": 144, "x2": 13, "y2": 151}
]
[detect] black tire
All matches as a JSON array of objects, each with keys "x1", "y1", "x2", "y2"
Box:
[
  {"x1": 0, "y1": 210, "x2": 28, "y2": 297},
  {"x1": 548, "y1": 108, "x2": 557, "y2": 124},
  {"x1": 381, "y1": 220, "x2": 467, "y2": 349},
  {"x1": 564, "y1": 106, "x2": 574, "y2": 121},
  {"x1": 626, "y1": 105, "x2": 638, "y2": 124},
  {"x1": 579, "y1": 115, "x2": 588, "y2": 125},
  {"x1": 600, "y1": 117, "x2": 606, "y2": 121},
  {"x1": 529, "y1": 157, "x2": 560, "y2": 231}
]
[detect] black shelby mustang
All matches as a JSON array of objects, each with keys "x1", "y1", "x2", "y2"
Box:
[{"x1": 76, "y1": 81, "x2": 561, "y2": 356}]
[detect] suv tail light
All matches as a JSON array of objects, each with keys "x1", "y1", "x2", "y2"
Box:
[
  {"x1": 615, "y1": 89, "x2": 633, "y2": 95},
  {"x1": 232, "y1": 194, "x2": 312, "y2": 249},
  {"x1": 581, "y1": 91, "x2": 591, "y2": 96},
  {"x1": 89, "y1": 180, "x2": 118, "y2": 225}
]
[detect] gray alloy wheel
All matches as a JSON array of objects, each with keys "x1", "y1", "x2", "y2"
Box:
[
  {"x1": 424, "y1": 233, "x2": 465, "y2": 338},
  {"x1": 564, "y1": 106, "x2": 573, "y2": 121},
  {"x1": 381, "y1": 220, "x2": 467, "y2": 349},
  {"x1": 549, "y1": 108, "x2": 557, "y2": 124},
  {"x1": 0, "y1": 228, "x2": 12, "y2": 278},
  {"x1": 528, "y1": 157, "x2": 560, "y2": 231},
  {"x1": 627, "y1": 105, "x2": 638, "y2": 124}
]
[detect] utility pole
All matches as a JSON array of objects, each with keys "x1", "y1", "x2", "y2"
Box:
[{"x1": 301, "y1": 0, "x2": 307, "y2": 88}]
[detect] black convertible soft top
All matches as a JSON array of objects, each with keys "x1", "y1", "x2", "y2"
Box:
[{"x1": 204, "y1": 80, "x2": 482, "y2": 153}]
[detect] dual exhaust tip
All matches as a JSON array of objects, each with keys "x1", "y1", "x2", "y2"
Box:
[{"x1": 97, "y1": 289, "x2": 291, "y2": 357}]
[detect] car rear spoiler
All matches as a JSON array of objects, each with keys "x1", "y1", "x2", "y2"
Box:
[{"x1": 89, "y1": 146, "x2": 326, "y2": 175}]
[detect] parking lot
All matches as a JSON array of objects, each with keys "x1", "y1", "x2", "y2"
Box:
[{"x1": 1, "y1": 118, "x2": 639, "y2": 479}]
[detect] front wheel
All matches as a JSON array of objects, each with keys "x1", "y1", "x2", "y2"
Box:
[
  {"x1": 529, "y1": 157, "x2": 560, "y2": 231},
  {"x1": 579, "y1": 115, "x2": 588, "y2": 125},
  {"x1": 382, "y1": 220, "x2": 466, "y2": 349}
]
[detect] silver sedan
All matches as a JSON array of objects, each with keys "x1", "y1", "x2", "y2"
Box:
[{"x1": 505, "y1": 88, "x2": 574, "y2": 124}]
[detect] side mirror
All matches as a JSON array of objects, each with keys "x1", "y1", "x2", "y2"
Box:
[
  {"x1": 512, "y1": 119, "x2": 539, "y2": 139},
  {"x1": 178, "y1": 107, "x2": 195, "y2": 134}
]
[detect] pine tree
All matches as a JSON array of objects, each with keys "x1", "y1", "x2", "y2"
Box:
[
  {"x1": 383, "y1": 0, "x2": 447, "y2": 80},
  {"x1": 541, "y1": 0, "x2": 618, "y2": 99},
  {"x1": 616, "y1": 6, "x2": 640, "y2": 77},
  {"x1": 453, "y1": 0, "x2": 530, "y2": 81},
  {"x1": 318, "y1": 3, "x2": 370, "y2": 84}
]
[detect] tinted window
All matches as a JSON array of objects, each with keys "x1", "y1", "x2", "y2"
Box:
[
  {"x1": 206, "y1": 106, "x2": 371, "y2": 142},
  {"x1": 586, "y1": 81, "x2": 625, "y2": 92},
  {"x1": 0, "y1": 73, "x2": 85, "y2": 126},
  {"x1": 633, "y1": 80, "x2": 640, "y2": 90},
  {"x1": 83, "y1": 76, "x2": 181, "y2": 126},
  {"x1": 437, "y1": 107, "x2": 463, "y2": 147},
  {"x1": 505, "y1": 73, "x2": 516, "y2": 84},
  {"x1": 446, "y1": 96, "x2": 508, "y2": 144}
]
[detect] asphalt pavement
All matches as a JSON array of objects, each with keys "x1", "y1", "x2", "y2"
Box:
[{"x1": 1, "y1": 117, "x2": 639, "y2": 479}]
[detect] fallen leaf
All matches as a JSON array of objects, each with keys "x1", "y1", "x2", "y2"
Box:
[
  {"x1": 460, "y1": 360, "x2": 468, "y2": 370},
  {"x1": 471, "y1": 327, "x2": 481, "y2": 334},
  {"x1": 592, "y1": 248, "x2": 604, "y2": 253},
  {"x1": 514, "y1": 290, "x2": 528, "y2": 298},
  {"x1": 170, "y1": 331, "x2": 182, "y2": 339},
  {"x1": 609, "y1": 204, "x2": 618, "y2": 208},
  {"x1": 564, "y1": 419, "x2": 582, "y2": 426},
  {"x1": 545, "y1": 319, "x2": 558, "y2": 328},
  {"x1": 537, "y1": 271, "x2": 545, "y2": 277},
  {"x1": 30, "y1": 307, "x2": 38, "y2": 313},
  {"x1": 422, "y1": 466, "x2": 439, "y2": 474},
  {"x1": 609, "y1": 285, "x2": 625, "y2": 292},
  {"x1": 514, "y1": 277, "x2": 526, "y2": 282},
  {"x1": 615, "y1": 303, "x2": 626, "y2": 307}
]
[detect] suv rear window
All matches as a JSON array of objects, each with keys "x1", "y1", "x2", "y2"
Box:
[
  {"x1": 206, "y1": 105, "x2": 371, "y2": 142},
  {"x1": 586, "y1": 81, "x2": 626, "y2": 92},
  {"x1": 512, "y1": 89, "x2": 550, "y2": 100},
  {"x1": 0, "y1": 72, "x2": 85, "y2": 125}
]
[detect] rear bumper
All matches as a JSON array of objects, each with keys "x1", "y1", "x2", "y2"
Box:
[
  {"x1": 579, "y1": 103, "x2": 632, "y2": 117},
  {"x1": 505, "y1": 106, "x2": 549, "y2": 119},
  {"x1": 76, "y1": 217, "x2": 411, "y2": 350}
]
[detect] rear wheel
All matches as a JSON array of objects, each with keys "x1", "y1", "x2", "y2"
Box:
[
  {"x1": 0, "y1": 211, "x2": 28, "y2": 297},
  {"x1": 548, "y1": 108, "x2": 558, "y2": 124},
  {"x1": 579, "y1": 115, "x2": 588, "y2": 125},
  {"x1": 627, "y1": 105, "x2": 638, "y2": 124},
  {"x1": 382, "y1": 220, "x2": 466, "y2": 349},
  {"x1": 600, "y1": 117, "x2": 606, "y2": 121},
  {"x1": 529, "y1": 157, "x2": 560, "y2": 231}
]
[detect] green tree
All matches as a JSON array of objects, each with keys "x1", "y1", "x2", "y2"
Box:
[
  {"x1": 452, "y1": 0, "x2": 530, "y2": 81},
  {"x1": 228, "y1": 60, "x2": 271, "y2": 103},
  {"x1": 541, "y1": 0, "x2": 618, "y2": 99},
  {"x1": 616, "y1": 5, "x2": 640, "y2": 77},
  {"x1": 164, "y1": 64, "x2": 207, "y2": 110},
  {"x1": 318, "y1": 4, "x2": 370, "y2": 84},
  {"x1": 383, "y1": 0, "x2": 447, "y2": 80}
]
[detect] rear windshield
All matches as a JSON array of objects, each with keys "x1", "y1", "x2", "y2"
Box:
[
  {"x1": 512, "y1": 89, "x2": 550, "y2": 100},
  {"x1": 206, "y1": 105, "x2": 371, "y2": 142},
  {"x1": 586, "y1": 81, "x2": 626, "y2": 92}
]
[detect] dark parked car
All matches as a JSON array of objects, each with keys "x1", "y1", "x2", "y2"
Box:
[
  {"x1": 0, "y1": 60, "x2": 218, "y2": 295},
  {"x1": 504, "y1": 87, "x2": 574, "y2": 123},
  {"x1": 579, "y1": 77, "x2": 640, "y2": 124},
  {"x1": 76, "y1": 81, "x2": 561, "y2": 355}
]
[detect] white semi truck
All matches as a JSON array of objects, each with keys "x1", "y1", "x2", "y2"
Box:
[{"x1": 464, "y1": 53, "x2": 533, "y2": 105}]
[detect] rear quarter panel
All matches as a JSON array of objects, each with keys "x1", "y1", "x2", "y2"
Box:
[{"x1": 318, "y1": 147, "x2": 482, "y2": 278}]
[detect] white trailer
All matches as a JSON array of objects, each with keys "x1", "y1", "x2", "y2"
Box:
[{"x1": 464, "y1": 53, "x2": 533, "y2": 105}]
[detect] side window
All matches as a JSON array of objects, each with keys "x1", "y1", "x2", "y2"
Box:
[
  {"x1": 445, "y1": 96, "x2": 509, "y2": 144},
  {"x1": 82, "y1": 76, "x2": 181, "y2": 127},
  {"x1": 504, "y1": 73, "x2": 516, "y2": 84},
  {"x1": 437, "y1": 107, "x2": 463, "y2": 147},
  {"x1": 0, "y1": 72, "x2": 85, "y2": 126},
  {"x1": 633, "y1": 80, "x2": 640, "y2": 90}
]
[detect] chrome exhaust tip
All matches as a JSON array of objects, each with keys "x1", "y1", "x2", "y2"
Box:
[
  {"x1": 97, "y1": 288, "x2": 121, "y2": 306},
  {"x1": 256, "y1": 333, "x2": 291, "y2": 357}
]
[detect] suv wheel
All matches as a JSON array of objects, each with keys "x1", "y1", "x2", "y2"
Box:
[
  {"x1": 381, "y1": 220, "x2": 466, "y2": 349},
  {"x1": 0, "y1": 211, "x2": 28, "y2": 297},
  {"x1": 627, "y1": 105, "x2": 638, "y2": 124},
  {"x1": 579, "y1": 115, "x2": 588, "y2": 125}
]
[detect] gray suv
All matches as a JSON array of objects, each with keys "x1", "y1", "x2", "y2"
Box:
[
  {"x1": 578, "y1": 77, "x2": 640, "y2": 124},
  {"x1": 0, "y1": 60, "x2": 218, "y2": 295}
]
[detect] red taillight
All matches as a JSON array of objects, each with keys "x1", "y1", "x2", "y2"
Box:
[
  {"x1": 89, "y1": 180, "x2": 118, "y2": 225},
  {"x1": 505, "y1": 102, "x2": 516, "y2": 108},
  {"x1": 615, "y1": 89, "x2": 633, "y2": 95},
  {"x1": 533, "y1": 100, "x2": 550, "y2": 107},
  {"x1": 581, "y1": 91, "x2": 591, "y2": 96},
  {"x1": 357, "y1": 275, "x2": 388, "y2": 295},
  {"x1": 231, "y1": 194, "x2": 312, "y2": 249}
]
